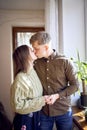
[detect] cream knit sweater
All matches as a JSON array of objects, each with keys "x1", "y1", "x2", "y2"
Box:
[{"x1": 10, "y1": 68, "x2": 45, "y2": 114}]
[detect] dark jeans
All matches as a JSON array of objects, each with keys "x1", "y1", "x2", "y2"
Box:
[
  {"x1": 39, "y1": 111, "x2": 73, "y2": 130},
  {"x1": 13, "y1": 112, "x2": 40, "y2": 130}
]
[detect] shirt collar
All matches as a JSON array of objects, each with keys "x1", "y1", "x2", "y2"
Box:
[{"x1": 43, "y1": 49, "x2": 57, "y2": 60}]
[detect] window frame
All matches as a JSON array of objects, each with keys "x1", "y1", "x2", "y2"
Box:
[{"x1": 12, "y1": 27, "x2": 45, "y2": 51}]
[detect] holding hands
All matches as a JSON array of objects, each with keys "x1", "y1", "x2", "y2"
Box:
[{"x1": 44, "y1": 94, "x2": 59, "y2": 105}]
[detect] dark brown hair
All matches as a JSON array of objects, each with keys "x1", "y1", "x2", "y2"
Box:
[
  {"x1": 30, "y1": 31, "x2": 51, "y2": 45},
  {"x1": 13, "y1": 45, "x2": 30, "y2": 76}
]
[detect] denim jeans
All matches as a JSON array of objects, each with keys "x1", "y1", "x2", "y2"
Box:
[
  {"x1": 13, "y1": 112, "x2": 40, "y2": 130},
  {"x1": 39, "y1": 111, "x2": 73, "y2": 130}
]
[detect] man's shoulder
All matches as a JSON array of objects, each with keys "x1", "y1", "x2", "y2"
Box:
[
  {"x1": 56, "y1": 53, "x2": 68, "y2": 60},
  {"x1": 34, "y1": 58, "x2": 43, "y2": 63}
]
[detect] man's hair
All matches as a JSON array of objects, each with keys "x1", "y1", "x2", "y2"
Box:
[
  {"x1": 13, "y1": 45, "x2": 30, "y2": 76},
  {"x1": 30, "y1": 31, "x2": 51, "y2": 45}
]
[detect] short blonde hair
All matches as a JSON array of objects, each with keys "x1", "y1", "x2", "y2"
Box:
[{"x1": 30, "y1": 31, "x2": 51, "y2": 45}]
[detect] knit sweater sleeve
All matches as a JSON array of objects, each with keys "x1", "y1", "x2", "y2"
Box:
[{"x1": 10, "y1": 73, "x2": 45, "y2": 114}]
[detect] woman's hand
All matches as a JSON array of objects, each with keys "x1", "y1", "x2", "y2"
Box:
[{"x1": 44, "y1": 94, "x2": 59, "y2": 105}]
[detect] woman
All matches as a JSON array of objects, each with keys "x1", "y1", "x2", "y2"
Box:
[{"x1": 10, "y1": 45, "x2": 46, "y2": 130}]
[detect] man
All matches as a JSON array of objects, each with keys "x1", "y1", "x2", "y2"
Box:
[{"x1": 30, "y1": 31, "x2": 79, "y2": 130}]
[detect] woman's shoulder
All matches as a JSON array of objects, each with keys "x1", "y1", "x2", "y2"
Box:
[
  {"x1": 12, "y1": 72, "x2": 27, "y2": 86},
  {"x1": 15, "y1": 72, "x2": 26, "y2": 80}
]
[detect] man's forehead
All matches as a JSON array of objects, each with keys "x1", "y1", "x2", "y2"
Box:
[{"x1": 32, "y1": 41, "x2": 40, "y2": 47}]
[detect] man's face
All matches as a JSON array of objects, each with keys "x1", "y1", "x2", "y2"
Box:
[
  {"x1": 28, "y1": 47, "x2": 37, "y2": 61},
  {"x1": 32, "y1": 41, "x2": 47, "y2": 58}
]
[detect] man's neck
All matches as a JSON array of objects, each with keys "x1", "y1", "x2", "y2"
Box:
[{"x1": 46, "y1": 49, "x2": 53, "y2": 58}]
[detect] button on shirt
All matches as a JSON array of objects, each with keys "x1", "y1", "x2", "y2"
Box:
[{"x1": 34, "y1": 50, "x2": 79, "y2": 116}]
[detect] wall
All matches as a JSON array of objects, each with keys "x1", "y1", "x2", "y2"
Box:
[
  {"x1": 0, "y1": 9, "x2": 44, "y2": 121},
  {"x1": 62, "y1": 0, "x2": 85, "y2": 105},
  {"x1": 63, "y1": 0, "x2": 85, "y2": 60}
]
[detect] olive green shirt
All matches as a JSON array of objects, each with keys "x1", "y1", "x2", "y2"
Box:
[
  {"x1": 34, "y1": 50, "x2": 79, "y2": 116},
  {"x1": 10, "y1": 68, "x2": 45, "y2": 114}
]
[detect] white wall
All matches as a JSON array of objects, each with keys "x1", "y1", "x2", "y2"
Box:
[
  {"x1": 62, "y1": 0, "x2": 85, "y2": 105},
  {"x1": 0, "y1": 9, "x2": 44, "y2": 121},
  {"x1": 0, "y1": 0, "x2": 44, "y2": 10},
  {"x1": 63, "y1": 0, "x2": 85, "y2": 60}
]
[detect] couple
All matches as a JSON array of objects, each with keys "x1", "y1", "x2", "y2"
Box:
[{"x1": 10, "y1": 31, "x2": 79, "y2": 130}]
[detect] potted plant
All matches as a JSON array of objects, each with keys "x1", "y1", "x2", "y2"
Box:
[{"x1": 71, "y1": 51, "x2": 87, "y2": 107}]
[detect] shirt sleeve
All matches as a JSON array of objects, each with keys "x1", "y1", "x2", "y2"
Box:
[
  {"x1": 59, "y1": 59, "x2": 79, "y2": 98},
  {"x1": 10, "y1": 77, "x2": 45, "y2": 114}
]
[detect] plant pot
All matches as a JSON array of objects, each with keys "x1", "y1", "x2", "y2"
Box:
[
  {"x1": 85, "y1": 114, "x2": 87, "y2": 122},
  {"x1": 80, "y1": 92, "x2": 87, "y2": 107}
]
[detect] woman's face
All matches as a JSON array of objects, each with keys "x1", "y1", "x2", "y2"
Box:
[{"x1": 29, "y1": 47, "x2": 37, "y2": 62}]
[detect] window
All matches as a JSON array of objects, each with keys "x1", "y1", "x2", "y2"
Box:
[
  {"x1": 12, "y1": 27, "x2": 45, "y2": 51},
  {"x1": 12, "y1": 27, "x2": 44, "y2": 77}
]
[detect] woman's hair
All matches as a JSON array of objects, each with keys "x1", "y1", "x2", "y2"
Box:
[{"x1": 13, "y1": 45, "x2": 30, "y2": 76}]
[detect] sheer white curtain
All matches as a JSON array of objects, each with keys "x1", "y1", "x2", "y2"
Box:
[
  {"x1": 17, "y1": 32, "x2": 35, "y2": 47},
  {"x1": 45, "y1": 0, "x2": 59, "y2": 51}
]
